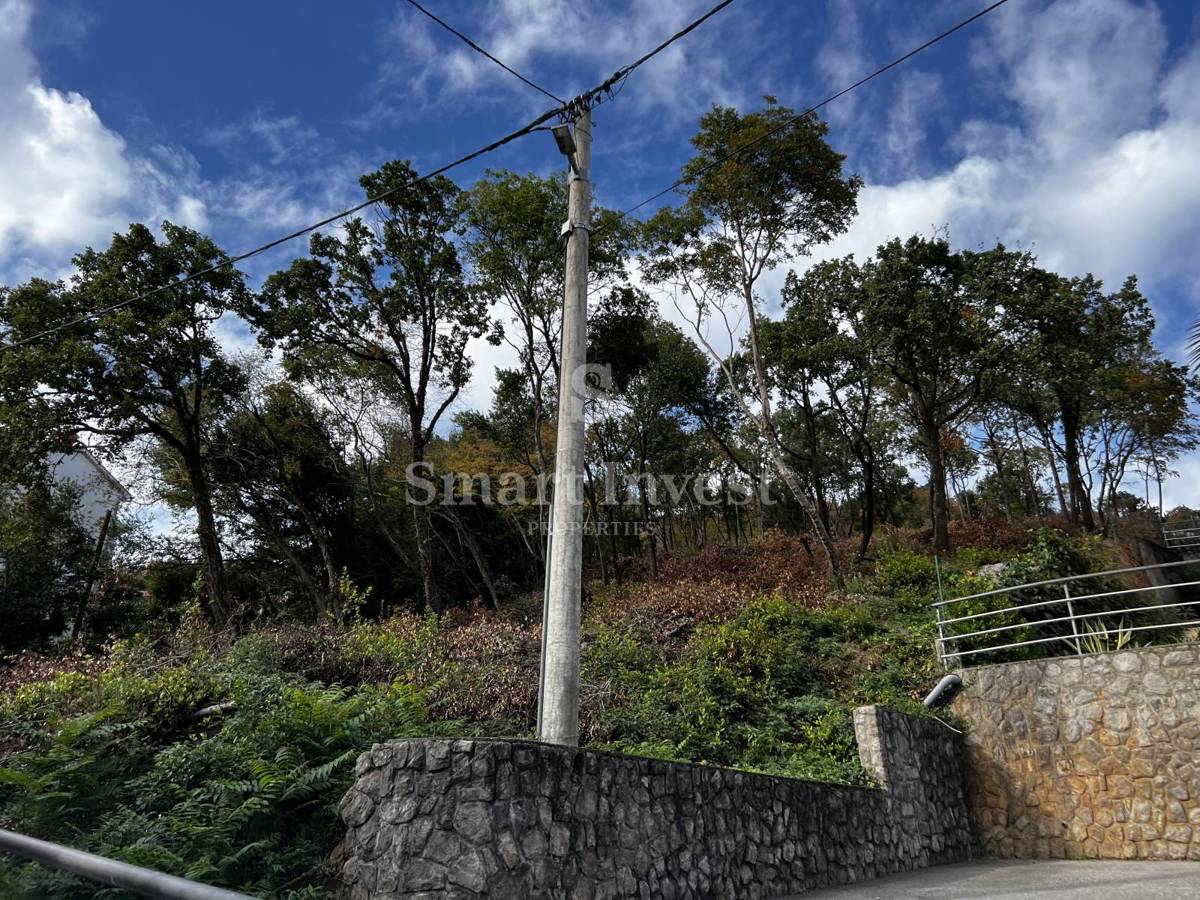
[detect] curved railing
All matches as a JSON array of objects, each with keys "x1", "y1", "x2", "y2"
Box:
[
  {"x1": 932, "y1": 559, "x2": 1200, "y2": 668},
  {"x1": 0, "y1": 828, "x2": 253, "y2": 899}
]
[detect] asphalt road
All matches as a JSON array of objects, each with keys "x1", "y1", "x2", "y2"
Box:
[{"x1": 791, "y1": 860, "x2": 1199, "y2": 899}]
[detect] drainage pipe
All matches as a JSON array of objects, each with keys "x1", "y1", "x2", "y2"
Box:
[{"x1": 922, "y1": 672, "x2": 962, "y2": 708}]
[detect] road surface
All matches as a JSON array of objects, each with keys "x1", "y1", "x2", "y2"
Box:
[{"x1": 791, "y1": 860, "x2": 1199, "y2": 899}]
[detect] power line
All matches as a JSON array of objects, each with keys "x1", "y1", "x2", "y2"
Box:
[
  {"x1": 402, "y1": 0, "x2": 565, "y2": 105},
  {"x1": 614, "y1": 0, "x2": 1011, "y2": 221},
  {"x1": 593, "y1": 0, "x2": 737, "y2": 100},
  {"x1": 0, "y1": 0, "x2": 741, "y2": 353}
]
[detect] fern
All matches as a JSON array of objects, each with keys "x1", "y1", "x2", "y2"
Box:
[{"x1": 1, "y1": 666, "x2": 429, "y2": 898}]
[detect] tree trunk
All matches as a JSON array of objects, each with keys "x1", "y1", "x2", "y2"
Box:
[
  {"x1": 71, "y1": 509, "x2": 112, "y2": 639},
  {"x1": 293, "y1": 494, "x2": 339, "y2": 617},
  {"x1": 1061, "y1": 414, "x2": 1096, "y2": 530},
  {"x1": 273, "y1": 531, "x2": 326, "y2": 618},
  {"x1": 1010, "y1": 418, "x2": 1043, "y2": 517},
  {"x1": 800, "y1": 389, "x2": 832, "y2": 534},
  {"x1": 604, "y1": 501, "x2": 622, "y2": 585},
  {"x1": 857, "y1": 442, "x2": 876, "y2": 560},
  {"x1": 1036, "y1": 424, "x2": 1069, "y2": 516},
  {"x1": 408, "y1": 439, "x2": 444, "y2": 611},
  {"x1": 742, "y1": 298, "x2": 841, "y2": 578},
  {"x1": 924, "y1": 428, "x2": 952, "y2": 553},
  {"x1": 983, "y1": 424, "x2": 1015, "y2": 518},
  {"x1": 640, "y1": 474, "x2": 658, "y2": 579},
  {"x1": 412, "y1": 501, "x2": 443, "y2": 611},
  {"x1": 454, "y1": 517, "x2": 501, "y2": 609},
  {"x1": 185, "y1": 452, "x2": 229, "y2": 623},
  {"x1": 583, "y1": 471, "x2": 609, "y2": 587}
]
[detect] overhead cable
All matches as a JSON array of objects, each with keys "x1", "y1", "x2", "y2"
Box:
[{"x1": 402, "y1": 0, "x2": 565, "y2": 104}]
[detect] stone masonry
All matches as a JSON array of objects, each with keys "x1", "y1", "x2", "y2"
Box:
[
  {"x1": 952, "y1": 643, "x2": 1200, "y2": 861},
  {"x1": 337, "y1": 706, "x2": 972, "y2": 899}
]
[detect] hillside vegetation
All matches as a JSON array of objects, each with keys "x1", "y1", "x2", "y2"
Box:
[
  {"x1": 0, "y1": 519, "x2": 1138, "y2": 898},
  {"x1": 3, "y1": 94, "x2": 1198, "y2": 899}
]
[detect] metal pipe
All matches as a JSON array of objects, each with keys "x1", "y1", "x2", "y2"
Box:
[
  {"x1": 535, "y1": 495, "x2": 555, "y2": 736},
  {"x1": 1064, "y1": 584, "x2": 1083, "y2": 656},
  {"x1": 938, "y1": 578, "x2": 1200, "y2": 626},
  {"x1": 930, "y1": 558, "x2": 1200, "y2": 607},
  {"x1": 923, "y1": 673, "x2": 962, "y2": 708},
  {"x1": 0, "y1": 828, "x2": 252, "y2": 899},
  {"x1": 940, "y1": 596, "x2": 1200, "y2": 643},
  {"x1": 948, "y1": 618, "x2": 1199, "y2": 660}
]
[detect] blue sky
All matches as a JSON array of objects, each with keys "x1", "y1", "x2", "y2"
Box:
[{"x1": 3, "y1": 0, "x2": 1200, "y2": 505}]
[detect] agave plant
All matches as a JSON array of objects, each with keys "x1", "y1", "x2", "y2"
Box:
[{"x1": 1078, "y1": 618, "x2": 1133, "y2": 655}]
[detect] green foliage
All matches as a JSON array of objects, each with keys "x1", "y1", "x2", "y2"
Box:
[
  {"x1": 1008, "y1": 527, "x2": 1105, "y2": 584},
  {"x1": 340, "y1": 616, "x2": 440, "y2": 679},
  {"x1": 872, "y1": 547, "x2": 938, "y2": 610},
  {"x1": 1079, "y1": 618, "x2": 1132, "y2": 654},
  {"x1": 7, "y1": 530, "x2": 1113, "y2": 896},
  {"x1": 0, "y1": 479, "x2": 94, "y2": 652},
  {"x1": 953, "y1": 547, "x2": 1009, "y2": 572},
  {"x1": 586, "y1": 597, "x2": 925, "y2": 785},
  {"x1": 0, "y1": 645, "x2": 429, "y2": 898},
  {"x1": 937, "y1": 528, "x2": 1122, "y2": 664}
]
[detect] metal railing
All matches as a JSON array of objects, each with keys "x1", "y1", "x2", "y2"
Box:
[
  {"x1": 0, "y1": 828, "x2": 253, "y2": 899},
  {"x1": 932, "y1": 559, "x2": 1200, "y2": 669},
  {"x1": 1162, "y1": 518, "x2": 1200, "y2": 552}
]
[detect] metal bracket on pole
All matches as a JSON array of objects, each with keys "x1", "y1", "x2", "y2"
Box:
[{"x1": 559, "y1": 219, "x2": 592, "y2": 244}]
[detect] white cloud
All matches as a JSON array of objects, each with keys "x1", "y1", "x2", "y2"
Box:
[
  {"x1": 0, "y1": 0, "x2": 207, "y2": 282},
  {"x1": 978, "y1": 0, "x2": 1166, "y2": 161},
  {"x1": 816, "y1": 0, "x2": 871, "y2": 127},
  {"x1": 797, "y1": 0, "x2": 1200, "y2": 508},
  {"x1": 808, "y1": 0, "x2": 1200, "y2": 296},
  {"x1": 368, "y1": 0, "x2": 756, "y2": 124},
  {"x1": 882, "y1": 70, "x2": 943, "y2": 177},
  {"x1": 1162, "y1": 459, "x2": 1200, "y2": 513},
  {"x1": 457, "y1": 334, "x2": 521, "y2": 420}
]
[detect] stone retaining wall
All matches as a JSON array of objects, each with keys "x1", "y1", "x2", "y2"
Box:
[
  {"x1": 952, "y1": 643, "x2": 1200, "y2": 860},
  {"x1": 336, "y1": 706, "x2": 971, "y2": 899}
]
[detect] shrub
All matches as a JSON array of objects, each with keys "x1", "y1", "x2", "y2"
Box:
[
  {"x1": 873, "y1": 547, "x2": 938, "y2": 610},
  {"x1": 592, "y1": 598, "x2": 878, "y2": 784},
  {"x1": 0, "y1": 659, "x2": 432, "y2": 897}
]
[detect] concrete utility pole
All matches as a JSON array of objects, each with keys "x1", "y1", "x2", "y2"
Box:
[{"x1": 537, "y1": 107, "x2": 592, "y2": 746}]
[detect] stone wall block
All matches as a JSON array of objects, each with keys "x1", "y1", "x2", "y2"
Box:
[
  {"x1": 954, "y1": 643, "x2": 1200, "y2": 861},
  {"x1": 338, "y1": 707, "x2": 970, "y2": 898}
]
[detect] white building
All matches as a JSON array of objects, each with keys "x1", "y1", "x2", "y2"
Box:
[{"x1": 46, "y1": 450, "x2": 131, "y2": 537}]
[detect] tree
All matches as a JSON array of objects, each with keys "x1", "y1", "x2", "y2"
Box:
[
  {"x1": 246, "y1": 161, "x2": 496, "y2": 611},
  {"x1": 464, "y1": 170, "x2": 630, "y2": 480},
  {"x1": 2, "y1": 223, "x2": 248, "y2": 621},
  {"x1": 211, "y1": 379, "x2": 358, "y2": 619},
  {"x1": 0, "y1": 479, "x2": 95, "y2": 652},
  {"x1": 770, "y1": 259, "x2": 883, "y2": 558},
  {"x1": 1003, "y1": 270, "x2": 1156, "y2": 530},
  {"x1": 590, "y1": 290, "x2": 713, "y2": 578},
  {"x1": 1090, "y1": 353, "x2": 1200, "y2": 521},
  {"x1": 642, "y1": 101, "x2": 861, "y2": 577},
  {"x1": 860, "y1": 237, "x2": 1007, "y2": 553}
]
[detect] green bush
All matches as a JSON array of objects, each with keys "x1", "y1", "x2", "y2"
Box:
[
  {"x1": 873, "y1": 548, "x2": 938, "y2": 610},
  {"x1": 952, "y1": 546, "x2": 1008, "y2": 572},
  {"x1": 0, "y1": 655, "x2": 431, "y2": 898},
  {"x1": 592, "y1": 598, "x2": 878, "y2": 784}
]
